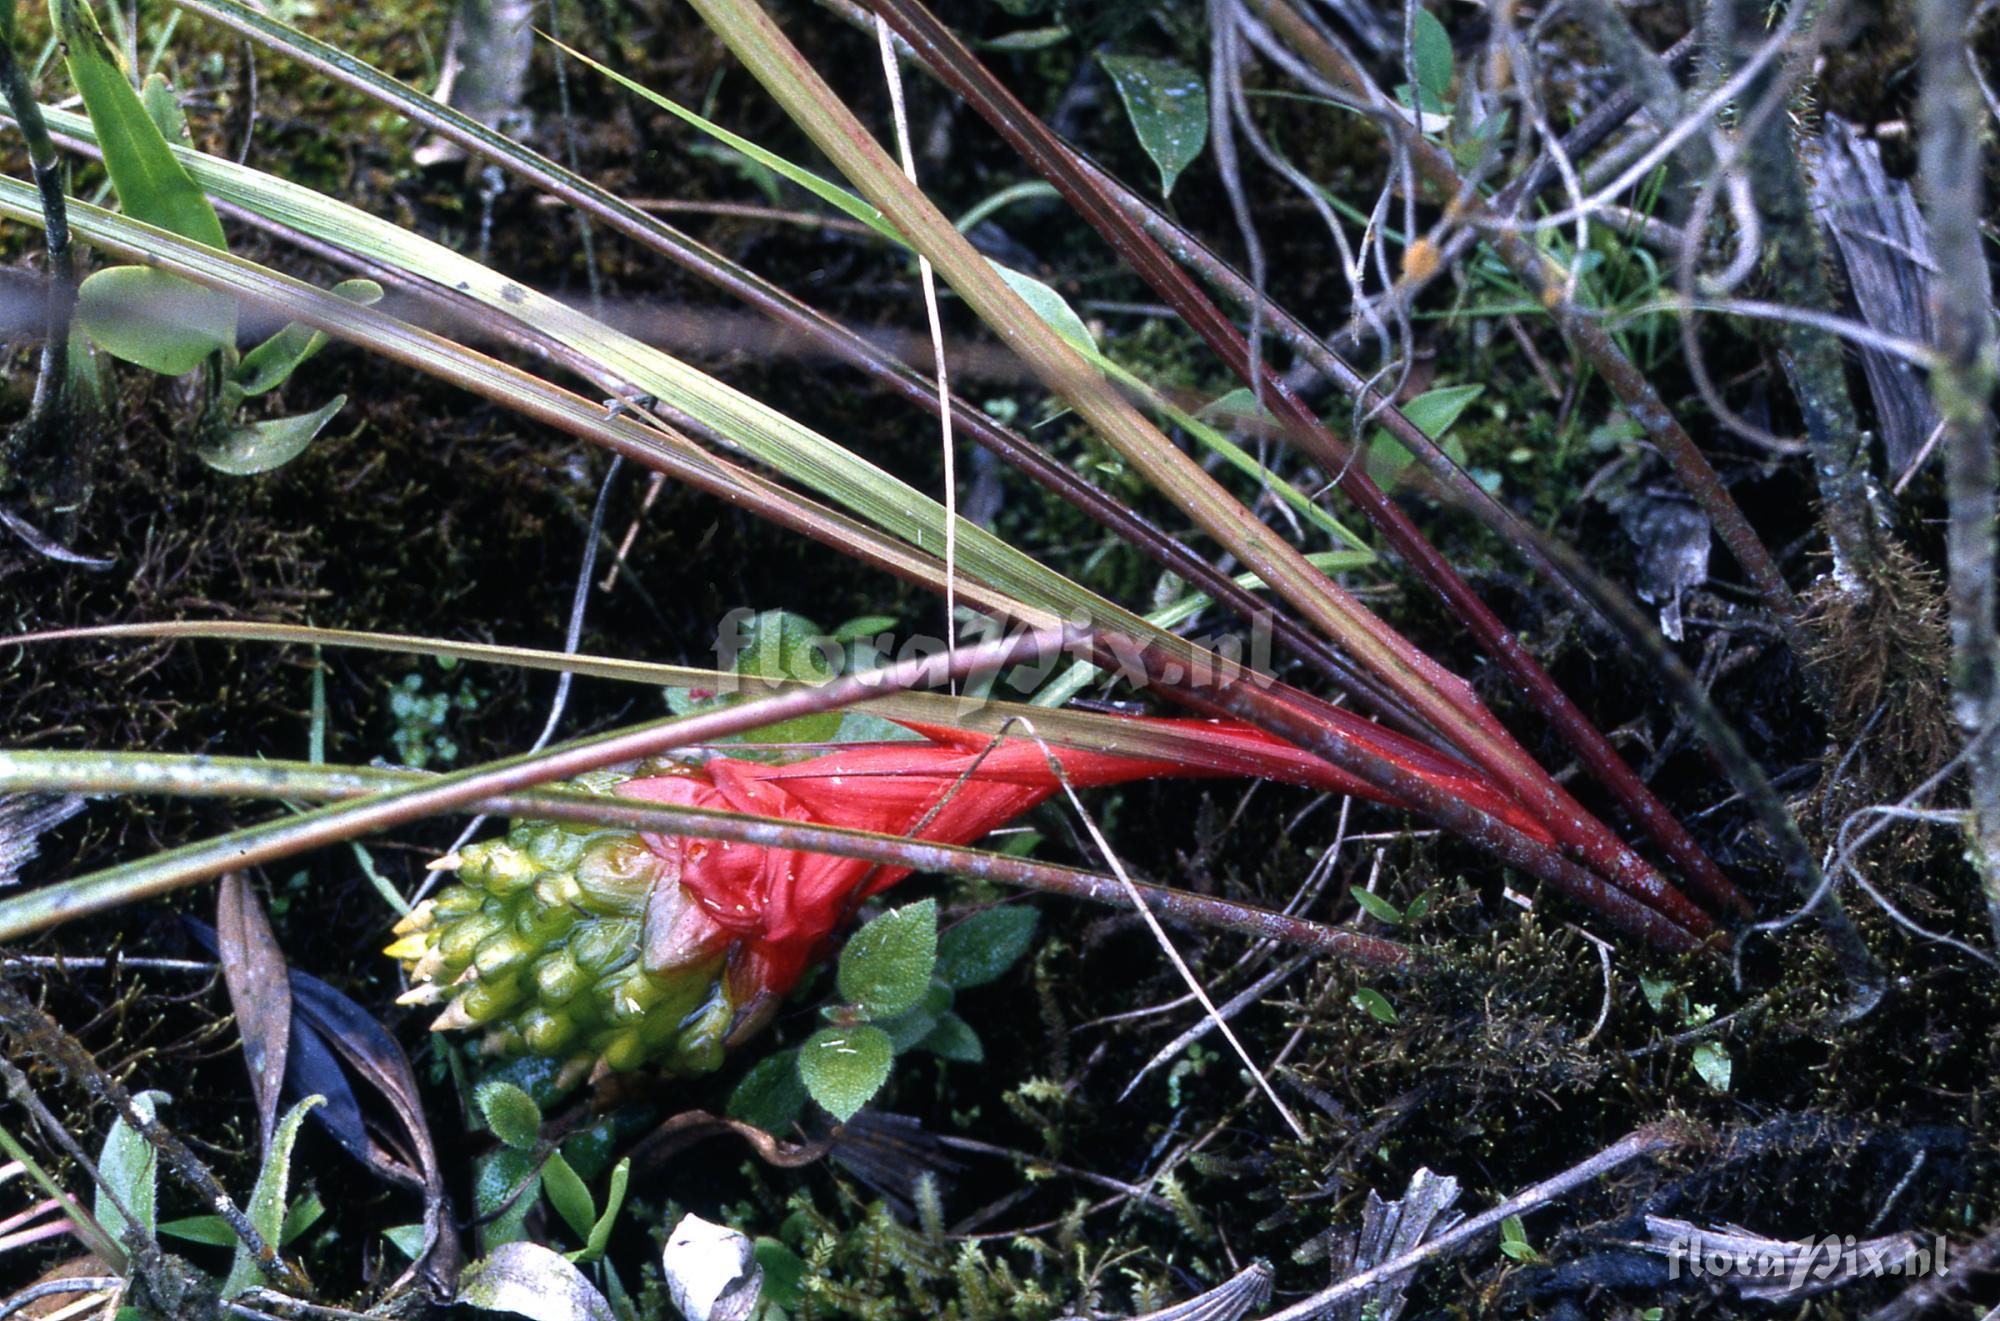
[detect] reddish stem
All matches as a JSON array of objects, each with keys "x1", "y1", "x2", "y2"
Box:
[{"x1": 855, "y1": 0, "x2": 1745, "y2": 921}]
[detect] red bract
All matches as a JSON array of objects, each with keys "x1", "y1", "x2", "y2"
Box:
[{"x1": 618, "y1": 713, "x2": 1554, "y2": 998}]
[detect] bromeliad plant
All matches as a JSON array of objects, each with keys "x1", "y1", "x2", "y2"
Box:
[
  {"x1": 48, "y1": 0, "x2": 378, "y2": 472},
  {"x1": 0, "y1": 0, "x2": 1767, "y2": 1122}
]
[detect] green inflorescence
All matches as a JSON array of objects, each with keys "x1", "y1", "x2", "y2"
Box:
[{"x1": 387, "y1": 814, "x2": 738, "y2": 1083}]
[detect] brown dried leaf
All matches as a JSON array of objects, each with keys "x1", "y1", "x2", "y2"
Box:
[{"x1": 217, "y1": 872, "x2": 291, "y2": 1152}]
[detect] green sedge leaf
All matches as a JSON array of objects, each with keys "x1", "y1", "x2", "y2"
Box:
[
  {"x1": 1099, "y1": 55, "x2": 1208, "y2": 196},
  {"x1": 837, "y1": 898, "x2": 938, "y2": 1020},
  {"x1": 198, "y1": 393, "x2": 346, "y2": 475},
  {"x1": 76, "y1": 265, "x2": 232, "y2": 376},
  {"x1": 798, "y1": 1025, "x2": 893, "y2": 1123},
  {"x1": 546, "y1": 34, "x2": 902, "y2": 245}
]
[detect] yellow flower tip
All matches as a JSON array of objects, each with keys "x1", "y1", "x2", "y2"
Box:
[
  {"x1": 395, "y1": 984, "x2": 448, "y2": 1007},
  {"x1": 426, "y1": 853, "x2": 464, "y2": 873},
  {"x1": 430, "y1": 999, "x2": 477, "y2": 1033},
  {"x1": 587, "y1": 1056, "x2": 614, "y2": 1087},
  {"x1": 382, "y1": 934, "x2": 433, "y2": 962},
  {"x1": 391, "y1": 899, "x2": 438, "y2": 935},
  {"x1": 409, "y1": 951, "x2": 448, "y2": 984}
]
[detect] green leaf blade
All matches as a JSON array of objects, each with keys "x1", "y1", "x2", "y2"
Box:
[
  {"x1": 935, "y1": 906, "x2": 1038, "y2": 989},
  {"x1": 798, "y1": 1025, "x2": 893, "y2": 1123},
  {"x1": 837, "y1": 898, "x2": 938, "y2": 1019},
  {"x1": 76, "y1": 265, "x2": 233, "y2": 376},
  {"x1": 1099, "y1": 55, "x2": 1208, "y2": 196}
]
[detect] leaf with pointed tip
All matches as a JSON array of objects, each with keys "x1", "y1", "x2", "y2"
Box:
[
  {"x1": 935, "y1": 906, "x2": 1039, "y2": 989},
  {"x1": 919, "y1": 1013, "x2": 983, "y2": 1063},
  {"x1": 1099, "y1": 55, "x2": 1208, "y2": 196},
  {"x1": 76, "y1": 265, "x2": 232, "y2": 376},
  {"x1": 140, "y1": 73, "x2": 190, "y2": 146},
  {"x1": 223, "y1": 1093, "x2": 322, "y2": 1297},
  {"x1": 50, "y1": 0, "x2": 226, "y2": 250},
  {"x1": 94, "y1": 1089, "x2": 168, "y2": 1244},
  {"x1": 837, "y1": 899, "x2": 937, "y2": 1020},
  {"x1": 218, "y1": 873, "x2": 292, "y2": 1151},
  {"x1": 235, "y1": 278, "x2": 383, "y2": 396},
  {"x1": 798, "y1": 1025, "x2": 892, "y2": 1123},
  {"x1": 198, "y1": 393, "x2": 346, "y2": 475},
  {"x1": 726, "y1": 1051, "x2": 808, "y2": 1134}
]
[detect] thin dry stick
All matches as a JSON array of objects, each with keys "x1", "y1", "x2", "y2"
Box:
[
  {"x1": 874, "y1": 13, "x2": 960, "y2": 686},
  {"x1": 1261, "y1": 1121, "x2": 1695, "y2": 1320},
  {"x1": 1010, "y1": 717, "x2": 1307, "y2": 1140},
  {"x1": 0, "y1": 981, "x2": 305, "y2": 1292}
]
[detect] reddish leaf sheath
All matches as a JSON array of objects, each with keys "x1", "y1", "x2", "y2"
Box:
[{"x1": 619, "y1": 714, "x2": 1556, "y2": 999}]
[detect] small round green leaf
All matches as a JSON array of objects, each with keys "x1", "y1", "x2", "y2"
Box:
[
  {"x1": 837, "y1": 899, "x2": 938, "y2": 1019},
  {"x1": 727, "y1": 1051, "x2": 809, "y2": 1133},
  {"x1": 476, "y1": 1079, "x2": 544, "y2": 1151},
  {"x1": 1348, "y1": 887, "x2": 1404, "y2": 925},
  {"x1": 935, "y1": 905, "x2": 1038, "y2": 989},
  {"x1": 1351, "y1": 988, "x2": 1399, "y2": 1024},
  {"x1": 798, "y1": 1025, "x2": 893, "y2": 1123},
  {"x1": 919, "y1": 1013, "x2": 984, "y2": 1063}
]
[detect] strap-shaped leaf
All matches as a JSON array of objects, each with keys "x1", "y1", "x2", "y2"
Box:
[
  {"x1": 51, "y1": 0, "x2": 234, "y2": 361},
  {"x1": 235, "y1": 278, "x2": 384, "y2": 396},
  {"x1": 222, "y1": 1093, "x2": 323, "y2": 1297}
]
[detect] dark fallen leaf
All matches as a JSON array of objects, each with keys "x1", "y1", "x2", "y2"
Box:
[
  {"x1": 183, "y1": 917, "x2": 459, "y2": 1298},
  {"x1": 217, "y1": 873, "x2": 292, "y2": 1152}
]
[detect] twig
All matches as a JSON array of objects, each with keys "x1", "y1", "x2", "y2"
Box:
[{"x1": 1260, "y1": 1121, "x2": 1696, "y2": 1320}]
